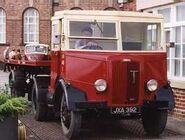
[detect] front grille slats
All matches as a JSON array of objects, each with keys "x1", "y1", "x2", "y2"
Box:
[
  {"x1": 110, "y1": 61, "x2": 140, "y2": 106},
  {"x1": 127, "y1": 62, "x2": 140, "y2": 104}
]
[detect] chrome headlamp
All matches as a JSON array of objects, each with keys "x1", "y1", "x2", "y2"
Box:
[
  {"x1": 146, "y1": 79, "x2": 158, "y2": 92},
  {"x1": 94, "y1": 79, "x2": 107, "y2": 92}
]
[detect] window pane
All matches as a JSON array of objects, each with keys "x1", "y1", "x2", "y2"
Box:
[
  {"x1": 183, "y1": 60, "x2": 185, "y2": 77},
  {"x1": 176, "y1": 5, "x2": 185, "y2": 21},
  {"x1": 2, "y1": 33, "x2": 4, "y2": 41},
  {"x1": 176, "y1": 27, "x2": 181, "y2": 43},
  {"x1": 69, "y1": 39, "x2": 117, "y2": 50},
  {"x1": 35, "y1": 35, "x2": 39, "y2": 42},
  {"x1": 167, "y1": 59, "x2": 170, "y2": 72},
  {"x1": 147, "y1": 30, "x2": 152, "y2": 46},
  {"x1": 167, "y1": 47, "x2": 169, "y2": 58},
  {"x1": 24, "y1": 17, "x2": 28, "y2": 23},
  {"x1": 121, "y1": 22, "x2": 160, "y2": 51},
  {"x1": 24, "y1": 25, "x2": 28, "y2": 33},
  {"x1": 69, "y1": 21, "x2": 116, "y2": 38},
  {"x1": 174, "y1": 60, "x2": 180, "y2": 76},
  {"x1": 175, "y1": 45, "x2": 181, "y2": 58},
  {"x1": 165, "y1": 31, "x2": 170, "y2": 58},
  {"x1": 0, "y1": 9, "x2": 5, "y2": 43},
  {"x1": 165, "y1": 31, "x2": 170, "y2": 43},
  {"x1": 0, "y1": 24, "x2": 3, "y2": 32},
  {"x1": 183, "y1": 26, "x2": 185, "y2": 43},
  {"x1": 29, "y1": 34, "x2": 35, "y2": 42},
  {"x1": 171, "y1": 47, "x2": 175, "y2": 58},
  {"x1": 29, "y1": 18, "x2": 34, "y2": 23},
  {"x1": 0, "y1": 34, "x2": 2, "y2": 41},
  {"x1": 30, "y1": 9, "x2": 35, "y2": 16},
  {"x1": 3, "y1": 16, "x2": 5, "y2": 23},
  {"x1": 158, "y1": 8, "x2": 171, "y2": 23},
  {"x1": 29, "y1": 25, "x2": 35, "y2": 32},
  {"x1": 183, "y1": 44, "x2": 185, "y2": 58},
  {"x1": 24, "y1": 34, "x2": 27, "y2": 42}
]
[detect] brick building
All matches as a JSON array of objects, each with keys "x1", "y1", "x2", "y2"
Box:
[
  {"x1": 0, "y1": 0, "x2": 135, "y2": 60},
  {"x1": 0, "y1": 0, "x2": 52, "y2": 60},
  {"x1": 136, "y1": 0, "x2": 185, "y2": 119}
]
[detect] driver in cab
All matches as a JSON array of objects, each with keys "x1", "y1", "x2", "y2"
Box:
[{"x1": 75, "y1": 26, "x2": 102, "y2": 50}]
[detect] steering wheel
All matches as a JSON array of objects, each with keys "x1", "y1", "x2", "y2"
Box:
[{"x1": 82, "y1": 44, "x2": 103, "y2": 50}]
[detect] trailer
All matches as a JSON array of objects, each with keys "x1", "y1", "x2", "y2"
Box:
[{"x1": 4, "y1": 44, "x2": 50, "y2": 100}]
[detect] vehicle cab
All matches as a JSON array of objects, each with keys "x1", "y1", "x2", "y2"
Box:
[
  {"x1": 24, "y1": 44, "x2": 50, "y2": 61},
  {"x1": 33, "y1": 10, "x2": 175, "y2": 139}
]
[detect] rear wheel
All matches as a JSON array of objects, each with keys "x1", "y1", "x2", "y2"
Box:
[
  {"x1": 9, "y1": 70, "x2": 26, "y2": 97},
  {"x1": 60, "y1": 94, "x2": 82, "y2": 139},
  {"x1": 142, "y1": 107, "x2": 168, "y2": 136},
  {"x1": 32, "y1": 77, "x2": 49, "y2": 121}
]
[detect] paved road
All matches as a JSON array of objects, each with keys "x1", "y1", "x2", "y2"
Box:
[
  {"x1": 20, "y1": 114, "x2": 185, "y2": 140},
  {"x1": 0, "y1": 71, "x2": 185, "y2": 140},
  {"x1": 0, "y1": 71, "x2": 8, "y2": 86}
]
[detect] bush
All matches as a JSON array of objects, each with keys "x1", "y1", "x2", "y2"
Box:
[{"x1": 0, "y1": 91, "x2": 28, "y2": 121}]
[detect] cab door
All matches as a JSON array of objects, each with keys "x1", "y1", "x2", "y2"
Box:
[{"x1": 49, "y1": 19, "x2": 63, "y2": 94}]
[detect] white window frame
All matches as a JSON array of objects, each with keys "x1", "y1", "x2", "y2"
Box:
[
  {"x1": 144, "y1": 2, "x2": 185, "y2": 89},
  {"x1": 0, "y1": 8, "x2": 6, "y2": 43},
  {"x1": 24, "y1": 8, "x2": 39, "y2": 44}
]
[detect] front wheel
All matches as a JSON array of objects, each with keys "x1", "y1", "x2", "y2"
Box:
[
  {"x1": 142, "y1": 107, "x2": 168, "y2": 136},
  {"x1": 60, "y1": 94, "x2": 82, "y2": 139}
]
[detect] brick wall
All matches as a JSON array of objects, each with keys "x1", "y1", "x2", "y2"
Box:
[
  {"x1": 0, "y1": 0, "x2": 52, "y2": 60},
  {"x1": 119, "y1": 0, "x2": 136, "y2": 11},
  {"x1": 53, "y1": 0, "x2": 120, "y2": 11},
  {"x1": 171, "y1": 89, "x2": 185, "y2": 120}
]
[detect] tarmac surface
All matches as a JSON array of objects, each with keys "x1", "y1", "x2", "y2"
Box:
[
  {"x1": 20, "y1": 113, "x2": 185, "y2": 140},
  {"x1": 0, "y1": 70, "x2": 9, "y2": 86},
  {"x1": 1, "y1": 70, "x2": 185, "y2": 139}
]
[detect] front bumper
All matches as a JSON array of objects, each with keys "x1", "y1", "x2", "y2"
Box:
[{"x1": 142, "y1": 100, "x2": 169, "y2": 110}]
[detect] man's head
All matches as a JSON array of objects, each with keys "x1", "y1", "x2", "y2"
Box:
[
  {"x1": 17, "y1": 49, "x2": 21, "y2": 53},
  {"x1": 81, "y1": 26, "x2": 93, "y2": 37}
]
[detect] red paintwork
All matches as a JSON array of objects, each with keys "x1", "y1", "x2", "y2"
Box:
[
  {"x1": 49, "y1": 50, "x2": 167, "y2": 108},
  {"x1": 48, "y1": 51, "x2": 61, "y2": 94},
  {"x1": 4, "y1": 59, "x2": 50, "y2": 67},
  {"x1": 25, "y1": 54, "x2": 50, "y2": 61}
]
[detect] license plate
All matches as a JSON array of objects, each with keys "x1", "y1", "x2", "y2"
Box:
[{"x1": 111, "y1": 107, "x2": 139, "y2": 114}]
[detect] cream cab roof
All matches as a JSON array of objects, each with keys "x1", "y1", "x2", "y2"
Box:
[{"x1": 51, "y1": 10, "x2": 164, "y2": 21}]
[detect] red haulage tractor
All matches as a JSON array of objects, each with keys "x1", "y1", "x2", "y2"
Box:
[{"x1": 5, "y1": 10, "x2": 175, "y2": 139}]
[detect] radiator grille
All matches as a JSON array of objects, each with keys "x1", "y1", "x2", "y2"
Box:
[{"x1": 111, "y1": 61, "x2": 140, "y2": 105}]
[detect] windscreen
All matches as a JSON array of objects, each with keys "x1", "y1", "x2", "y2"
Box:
[
  {"x1": 69, "y1": 21, "x2": 117, "y2": 50},
  {"x1": 121, "y1": 22, "x2": 161, "y2": 51},
  {"x1": 25, "y1": 45, "x2": 48, "y2": 53}
]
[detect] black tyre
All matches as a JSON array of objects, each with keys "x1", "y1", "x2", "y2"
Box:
[
  {"x1": 32, "y1": 77, "x2": 49, "y2": 121},
  {"x1": 60, "y1": 94, "x2": 82, "y2": 139},
  {"x1": 142, "y1": 107, "x2": 168, "y2": 136},
  {"x1": 9, "y1": 70, "x2": 26, "y2": 97}
]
